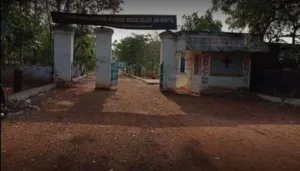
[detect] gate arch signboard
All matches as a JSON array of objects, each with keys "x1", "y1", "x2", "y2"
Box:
[{"x1": 51, "y1": 12, "x2": 177, "y2": 30}]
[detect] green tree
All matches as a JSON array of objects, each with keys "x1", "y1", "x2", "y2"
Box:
[
  {"x1": 0, "y1": 0, "x2": 124, "y2": 72},
  {"x1": 143, "y1": 33, "x2": 160, "y2": 78},
  {"x1": 113, "y1": 33, "x2": 161, "y2": 78},
  {"x1": 114, "y1": 34, "x2": 149, "y2": 76},
  {"x1": 181, "y1": 10, "x2": 222, "y2": 32},
  {"x1": 74, "y1": 30, "x2": 96, "y2": 74},
  {"x1": 211, "y1": 0, "x2": 300, "y2": 43},
  {"x1": 211, "y1": 0, "x2": 300, "y2": 70},
  {"x1": 62, "y1": 0, "x2": 123, "y2": 76},
  {"x1": 1, "y1": 0, "x2": 43, "y2": 67}
]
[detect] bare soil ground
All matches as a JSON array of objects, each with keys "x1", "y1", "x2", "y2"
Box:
[{"x1": 1, "y1": 75, "x2": 300, "y2": 171}]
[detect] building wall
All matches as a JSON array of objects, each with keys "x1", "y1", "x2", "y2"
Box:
[
  {"x1": 179, "y1": 51, "x2": 251, "y2": 94},
  {"x1": 23, "y1": 65, "x2": 52, "y2": 77},
  {"x1": 167, "y1": 51, "x2": 187, "y2": 89},
  {"x1": 184, "y1": 50, "x2": 201, "y2": 93},
  {"x1": 172, "y1": 50, "x2": 194, "y2": 90},
  {"x1": 176, "y1": 36, "x2": 186, "y2": 51},
  {"x1": 165, "y1": 32, "x2": 256, "y2": 94},
  {"x1": 208, "y1": 52, "x2": 250, "y2": 89},
  {"x1": 170, "y1": 50, "x2": 202, "y2": 93}
]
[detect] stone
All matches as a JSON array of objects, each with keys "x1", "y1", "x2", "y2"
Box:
[{"x1": 214, "y1": 157, "x2": 220, "y2": 160}]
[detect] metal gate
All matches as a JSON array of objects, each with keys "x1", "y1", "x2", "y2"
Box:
[
  {"x1": 159, "y1": 61, "x2": 164, "y2": 91},
  {"x1": 111, "y1": 61, "x2": 118, "y2": 86}
]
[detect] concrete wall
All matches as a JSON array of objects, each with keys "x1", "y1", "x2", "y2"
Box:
[
  {"x1": 210, "y1": 52, "x2": 244, "y2": 76},
  {"x1": 209, "y1": 76, "x2": 244, "y2": 88},
  {"x1": 174, "y1": 51, "x2": 252, "y2": 94},
  {"x1": 5, "y1": 64, "x2": 85, "y2": 79},
  {"x1": 186, "y1": 50, "x2": 202, "y2": 93},
  {"x1": 23, "y1": 65, "x2": 52, "y2": 77},
  {"x1": 207, "y1": 52, "x2": 251, "y2": 89},
  {"x1": 164, "y1": 32, "x2": 256, "y2": 94},
  {"x1": 185, "y1": 32, "x2": 268, "y2": 52},
  {"x1": 176, "y1": 35, "x2": 186, "y2": 51},
  {"x1": 171, "y1": 50, "x2": 202, "y2": 93},
  {"x1": 2, "y1": 65, "x2": 52, "y2": 78},
  {"x1": 203, "y1": 53, "x2": 251, "y2": 90}
]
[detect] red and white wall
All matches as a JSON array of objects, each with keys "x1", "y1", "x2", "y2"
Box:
[{"x1": 169, "y1": 50, "x2": 252, "y2": 94}]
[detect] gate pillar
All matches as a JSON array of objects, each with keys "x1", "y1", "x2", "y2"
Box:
[
  {"x1": 94, "y1": 27, "x2": 114, "y2": 89},
  {"x1": 159, "y1": 31, "x2": 177, "y2": 91},
  {"x1": 53, "y1": 25, "x2": 74, "y2": 85}
]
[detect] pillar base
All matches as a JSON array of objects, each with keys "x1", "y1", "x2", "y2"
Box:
[
  {"x1": 95, "y1": 83, "x2": 111, "y2": 90},
  {"x1": 95, "y1": 87, "x2": 111, "y2": 91}
]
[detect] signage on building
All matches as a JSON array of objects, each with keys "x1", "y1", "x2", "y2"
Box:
[
  {"x1": 185, "y1": 33, "x2": 268, "y2": 52},
  {"x1": 202, "y1": 53, "x2": 210, "y2": 84},
  {"x1": 51, "y1": 12, "x2": 177, "y2": 30}
]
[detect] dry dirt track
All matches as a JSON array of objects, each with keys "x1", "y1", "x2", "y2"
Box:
[{"x1": 1, "y1": 75, "x2": 300, "y2": 171}]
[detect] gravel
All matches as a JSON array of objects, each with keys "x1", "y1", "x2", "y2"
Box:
[{"x1": 1, "y1": 74, "x2": 300, "y2": 171}]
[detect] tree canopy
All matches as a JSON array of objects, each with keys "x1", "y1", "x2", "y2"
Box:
[
  {"x1": 211, "y1": 0, "x2": 300, "y2": 44},
  {"x1": 1, "y1": 0, "x2": 123, "y2": 75},
  {"x1": 211, "y1": 0, "x2": 300, "y2": 70},
  {"x1": 181, "y1": 10, "x2": 222, "y2": 32},
  {"x1": 113, "y1": 33, "x2": 160, "y2": 78}
]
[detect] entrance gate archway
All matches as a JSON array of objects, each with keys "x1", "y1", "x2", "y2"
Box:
[{"x1": 51, "y1": 12, "x2": 177, "y2": 90}]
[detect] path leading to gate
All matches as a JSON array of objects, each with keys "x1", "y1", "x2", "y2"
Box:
[{"x1": 2, "y1": 75, "x2": 300, "y2": 171}]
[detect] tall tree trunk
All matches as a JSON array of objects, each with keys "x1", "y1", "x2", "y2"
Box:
[
  {"x1": 19, "y1": 44, "x2": 24, "y2": 67},
  {"x1": 291, "y1": 27, "x2": 298, "y2": 45}
]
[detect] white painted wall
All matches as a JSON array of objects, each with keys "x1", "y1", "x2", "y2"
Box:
[
  {"x1": 94, "y1": 27, "x2": 113, "y2": 89},
  {"x1": 168, "y1": 35, "x2": 253, "y2": 94},
  {"x1": 177, "y1": 50, "x2": 251, "y2": 93},
  {"x1": 53, "y1": 29, "x2": 74, "y2": 83},
  {"x1": 171, "y1": 50, "x2": 203, "y2": 93},
  {"x1": 207, "y1": 54, "x2": 251, "y2": 89},
  {"x1": 159, "y1": 31, "x2": 177, "y2": 90},
  {"x1": 176, "y1": 35, "x2": 186, "y2": 51},
  {"x1": 189, "y1": 50, "x2": 202, "y2": 94},
  {"x1": 208, "y1": 76, "x2": 244, "y2": 88}
]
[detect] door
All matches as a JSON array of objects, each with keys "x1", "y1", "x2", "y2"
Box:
[
  {"x1": 160, "y1": 61, "x2": 164, "y2": 91},
  {"x1": 111, "y1": 61, "x2": 118, "y2": 86}
]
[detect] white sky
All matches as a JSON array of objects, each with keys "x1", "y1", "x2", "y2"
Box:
[{"x1": 111, "y1": 0, "x2": 232, "y2": 42}]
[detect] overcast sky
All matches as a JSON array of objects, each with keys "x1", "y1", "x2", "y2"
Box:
[{"x1": 111, "y1": 0, "x2": 232, "y2": 42}]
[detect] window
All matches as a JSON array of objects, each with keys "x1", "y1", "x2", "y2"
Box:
[
  {"x1": 180, "y1": 57, "x2": 185, "y2": 73},
  {"x1": 194, "y1": 55, "x2": 202, "y2": 75},
  {"x1": 177, "y1": 52, "x2": 185, "y2": 73}
]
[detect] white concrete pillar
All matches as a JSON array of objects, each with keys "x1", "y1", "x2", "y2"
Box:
[
  {"x1": 159, "y1": 31, "x2": 177, "y2": 91},
  {"x1": 53, "y1": 26, "x2": 74, "y2": 85},
  {"x1": 94, "y1": 27, "x2": 113, "y2": 89}
]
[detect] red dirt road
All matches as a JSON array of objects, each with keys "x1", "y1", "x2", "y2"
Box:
[{"x1": 1, "y1": 75, "x2": 300, "y2": 171}]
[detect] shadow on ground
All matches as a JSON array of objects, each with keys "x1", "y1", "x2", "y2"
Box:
[
  {"x1": 3, "y1": 138, "x2": 217, "y2": 171},
  {"x1": 12, "y1": 83, "x2": 300, "y2": 127},
  {"x1": 2, "y1": 77, "x2": 300, "y2": 171}
]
